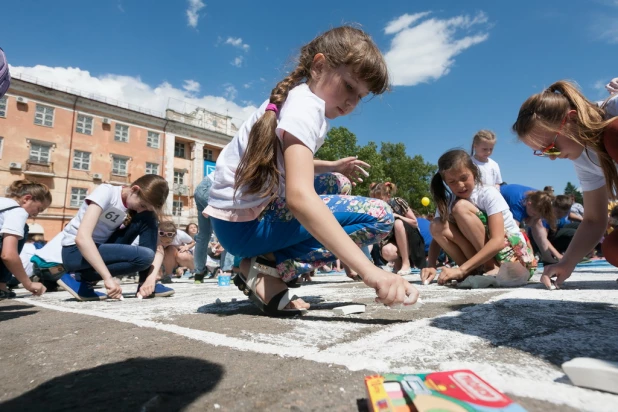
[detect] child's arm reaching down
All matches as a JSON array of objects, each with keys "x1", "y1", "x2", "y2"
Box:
[{"x1": 283, "y1": 134, "x2": 417, "y2": 306}]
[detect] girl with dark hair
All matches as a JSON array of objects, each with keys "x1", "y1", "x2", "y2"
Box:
[{"x1": 421, "y1": 150, "x2": 535, "y2": 285}]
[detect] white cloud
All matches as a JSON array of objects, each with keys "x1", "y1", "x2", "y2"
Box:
[
  {"x1": 117, "y1": 1, "x2": 125, "y2": 12},
  {"x1": 183, "y1": 79, "x2": 200, "y2": 93},
  {"x1": 384, "y1": 12, "x2": 431, "y2": 35},
  {"x1": 384, "y1": 11, "x2": 490, "y2": 86},
  {"x1": 225, "y1": 37, "x2": 250, "y2": 52},
  {"x1": 231, "y1": 56, "x2": 243, "y2": 67},
  {"x1": 186, "y1": 0, "x2": 205, "y2": 28},
  {"x1": 243, "y1": 82, "x2": 252, "y2": 89},
  {"x1": 223, "y1": 84, "x2": 237, "y2": 100},
  {"x1": 9, "y1": 65, "x2": 255, "y2": 126}
]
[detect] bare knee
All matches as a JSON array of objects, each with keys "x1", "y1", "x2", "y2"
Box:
[
  {"x1": 451, "y1": 199, "x2": 477, "y2": 218},
  {"x1": 381, "y1": 243, "x2": 399, "y2": 261}
]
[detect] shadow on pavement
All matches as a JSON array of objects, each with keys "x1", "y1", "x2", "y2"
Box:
[
  {"x1": 0, "y1": 356, "x2": 224, "y2": 412},
  {"x1": 431, "y1": 299, "x2": 618, "y2": 367},
  {"x1": 0, "y1": 303, "x2": 38, "y2": 323}
]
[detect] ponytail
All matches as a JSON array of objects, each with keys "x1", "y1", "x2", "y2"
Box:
[
  {"x1": 525, "y1": 190, "x2": 556, "y2": 230},
  {"x1": 430, "y1": 173, "x2": 451, "y2": 223}
]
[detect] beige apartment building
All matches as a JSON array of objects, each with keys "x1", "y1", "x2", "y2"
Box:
[{"x1": 0, "y1": 75, "x2": 235, "y2": 239}]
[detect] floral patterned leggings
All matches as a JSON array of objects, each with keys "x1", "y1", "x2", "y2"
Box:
[{"x1": 211, "y1": 173, "x2": 393, "y2": 282}]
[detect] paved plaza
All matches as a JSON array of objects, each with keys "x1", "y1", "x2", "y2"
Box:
[{"x1": 1, "y1": 266, "x2": 617, "y2": 411}]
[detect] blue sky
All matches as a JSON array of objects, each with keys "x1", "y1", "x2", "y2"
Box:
[{"x1": 2, "y1": 0, "x2": 617, "y2": 194}]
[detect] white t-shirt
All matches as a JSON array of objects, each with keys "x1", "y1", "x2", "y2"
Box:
[
  {"x1": 20, "y1": 242, "x2": 36, "y2": 277},
  {"x1": 472, "y1": 157, "x2": 503, "y2": 186},
  {"x1": 35, "y1": 232, "x2": 64, "y2": 264},
  {"x1": 435, "y1": 185, "x2": 520, "y2": 235},
  {"x1": 207, "y1": 83, "x2": 329, "y2": 211},
  {"x1": 573, "y1": 94, "x2": 618, "y2": 192},
  {"x1": 131, "y1": 229, "x2": 193, "y2": 247},
  {"x1": 171, "y1": 229, "x2": 193, "y2": 246},
  {"x1": 0, "y1": 198, "x2": 29, "y2": 239},
  {"x1": 62, "y1": 184, "x2": 127, "y2": 246}
]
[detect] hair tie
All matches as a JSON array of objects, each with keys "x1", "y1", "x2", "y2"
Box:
[{"x1": 265, "y1": 103, "x2": 279, "y2": 116}]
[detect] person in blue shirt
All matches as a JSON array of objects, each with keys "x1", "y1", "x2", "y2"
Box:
[{"x1": 500, "y1": 184, "x2": 561, "y2": 264}]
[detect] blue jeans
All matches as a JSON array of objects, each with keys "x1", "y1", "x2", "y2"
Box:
[
  {"x1": 62, "y1": 212, "x2": 158, "y2": 282},
  {"x1": 211, "y1": 174, "x2": 393, "y2": 282},
  {"x1": 194, "y1": 177, "x2": 213, "y2": 274},
  {"x1": 220, "y1": 249, "x2": 235, "y2": 272},
  {"x1": 0, "y1": 223, "x2": 28, "y2": 283}
]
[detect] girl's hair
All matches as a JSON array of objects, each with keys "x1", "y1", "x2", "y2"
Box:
[
  {"x1": 524, "y1": 190, "x2": 556, "y2": 230},
  {"x1": 185, "y1": 223, "x2": 198, "y2": 232},
  {"x1": 6, "y1": 179, "x2": 52, "y2": 204},
  {"x1": 124, "y1": 174, "x2": 169, "y2": 227},
  {"x1": 369, "y1": 182, "x2": 397, "y2": 199},
  {"x1": 553, "y1": 194, "x2": 573, "y2": 212},
  {"x1": 470, "y1": 130, "x2": 496, "y2": 155},
  {"x1": 159, "y1": 220, "x2": 177, "y2": 233},
  {"x1": 430, "y1": 149, "x2": 481, "y2": 222},
  {"x1": 234, "y1": 26, "x2": 390, "y2": 200},
  {"x1": 513, "y1": 80, "x2": 618, "y2": 199}
]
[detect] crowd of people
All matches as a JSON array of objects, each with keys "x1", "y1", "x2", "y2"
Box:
[{"x1": 1, "y1": 29, "x2": 617, "y2": 317}]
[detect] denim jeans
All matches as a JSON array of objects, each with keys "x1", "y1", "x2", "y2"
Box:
[
  {"x1": 211, "y1": 173, "x2": 393, "y2": 282},
  {"x1": 61, "y1": 211, "x2": 158, "y2": 282},
  {"x1": 0, "y1": 223, "x2": 28, "y2": 283},
  {"x1": 193, "y1": 177, "x2": 213, "y2": 274},
  {"x1": 220, "y1": 249, "x2": 235, "y2": 272}
]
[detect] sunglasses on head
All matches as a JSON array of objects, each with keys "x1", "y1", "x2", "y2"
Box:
[
  {"x1": 533, "y1": 116, "x2": 567, "y2": 157},
  {"x1": 158, "y1": 231, "x2": 176, "y2": 238}
]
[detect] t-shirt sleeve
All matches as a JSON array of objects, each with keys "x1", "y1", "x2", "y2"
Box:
[
  {"x1": 481, "y1": 186, "x2": 509, "y2": 216},
  {"x1": 276, "y1": 91, "x2": 326, "y2": 154},
  {"x1": 0, "y1": 207, "x2": 29, "y2": 239},
  {"x1": 173, "y1": 230, "x2": 193, "y2": 245},
  {"x1": 573, "y1": 154, "x2": 606, "y2": 192},
  {"x1": 85, "y1": 185, "x2": 113, "y2": 211}
]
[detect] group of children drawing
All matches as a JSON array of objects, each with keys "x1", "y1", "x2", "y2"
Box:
[{"x1": 1, "y1": 26, "x2": 618, "y2": 316}]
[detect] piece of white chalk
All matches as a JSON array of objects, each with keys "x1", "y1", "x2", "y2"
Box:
[
  {"x1": 423, "y1": 280, "x2": 429, "y2": 286},
  {"x1": 333, "y1": 304, "x2": 366, "y2": 315},
  {"x1": 137, "y1": 294, "x2": 143, "y2": 300},
  {"x1": 563, "y1": 357, "x2": 618, "y2": 394}
]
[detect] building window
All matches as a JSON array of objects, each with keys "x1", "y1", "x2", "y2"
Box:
[
  {"x1": 112, "y1": 156, "x2": 128, "y2": 176},
  {"x1": 145, "y1": 162, "x2": 159, "y2": 175},
  {"x1": 173, "y1": 171, "x2": 185, "y2": 185},
  {"x1": 34, "y1": 104, "x2": 54, "y2": 127},
  {"x1": 204, "y1": 148, "x2": 213, "y2": 161},
  {"x1": 147, "y1": 131, "x2": 160, "y2": 148},
  {"x1": 29, "y1": 143, "x2": 51, "y2": 164},
  {"x1": 0, "y1": 97, "x2": 7, "y2": 118},
  {"x1": 76, "y1": 114, "x2": 94, "y2": 135},
  {"x1": 172, "y1": 200, "x2": 183, "y2": 216},
  {"x1": 174, "y1": 142, "x2": 185, "y2": 158},
  {"x1": 114, "y1": 124, "x2": 129, "y2": 142},
  {"x1": 72, "y1": 150, "x2": 91, "y2": 170},
  {"x1": 70, "y1": 188, "x2": 88, "y2": 208}
]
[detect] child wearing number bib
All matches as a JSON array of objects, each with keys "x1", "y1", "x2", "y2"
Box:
[{"x1": 58, "y1": 174, "x2": 169, "y2": 301}]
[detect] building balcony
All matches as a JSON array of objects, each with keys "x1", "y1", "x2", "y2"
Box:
[
  {"x1": 23, "y1": 160, "x2": 55, "y2": 177},
  {"x1": 109, "y1": 172, "x2": 131, "y2": 185}
]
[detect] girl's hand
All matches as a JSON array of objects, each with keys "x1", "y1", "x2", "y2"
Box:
[
  {"x1": 333, "y1": 156, "x2": 370, "y2": 186},
  {"x1": 420, "y1": 267, "x2": 437, "y2": 285},
  {"x1": 26, "y1": 281, "x2": 47, "y2": 296},
  {"x1": 540, "y1": 261, "x2": 576, "y2": 289},
  {"x1": 178, "y1": 245, "x2": 190, "y2": 253},
  {"x1": 437, "y1": 267, "x2": 465, "y2": 285},
  {"x1": 104, "y1": 278, "x2": 123, "y2": 299},
  {"x1": 137, "y1": 276, "x2": 157, "y2": 298},
  {"x1": 365, "y1": 270, "x2": 418, "y2": 306}
]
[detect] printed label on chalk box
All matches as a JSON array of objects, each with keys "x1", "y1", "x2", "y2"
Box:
[{"x1": 98, "y1": 207, "x2": 126, "y2": 229}]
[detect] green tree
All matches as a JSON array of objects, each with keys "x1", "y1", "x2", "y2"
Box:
[
  {"x1": 315, "y1": 127, "x2": 437, "y2": 213},
  {"x1": 314, "y1": 127, "x2": 359, "y2": 161},
  {"x1": 564, "y1": 182, "x2": 583, "y2": 205}
]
